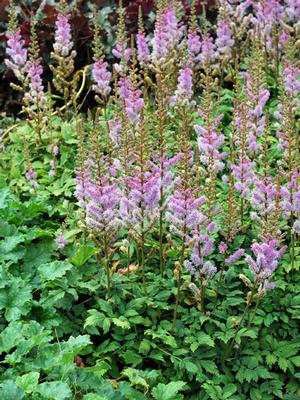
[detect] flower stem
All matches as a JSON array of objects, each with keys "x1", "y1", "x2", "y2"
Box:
[
  {"x1": 225, "y1": 287, "x2": 256, "y2": 359},
  {"x1": 104, "y1": 236, "x2": 111, "y2": 298},
  {"x1": 171, "y1": 240, "x2": 185, "y2": 333},
  {"x1": 200, "y1": 277, "x2": 205, "y2": 312},
  {"x1": 141, "y1": 231, "x2": 147, "y2": 296},
  {"x1": 247, "y1": 297, "x2": 260, "y2": 328},
  {"x1": 159, "y1": 210, "x2": 164, "y2": 277}
]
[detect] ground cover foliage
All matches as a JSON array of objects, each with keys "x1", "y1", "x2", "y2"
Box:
[{"x1": 0, "y1": 0, "x2": 300, "y2": 399}]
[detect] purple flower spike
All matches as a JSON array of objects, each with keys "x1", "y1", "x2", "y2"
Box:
[
  {"x1": 283, "y1": 64, "x2": 300, "y2": 97},
  {"x1": 285, "y1": 0, "x2": 300, "y2": 22},
  {"x1": 5, "y1": 30, "x2": 28, "y2": 78},
  {"x1": 219, "y1": 241, "x2": 228, "y2": 254},
  {"x1": 245, "y1": 239, "x2": 286, "y2": 280},
  {"x1": 152, "y1": 6, "x2": 179, "y2": 65},
  {"x1": 24, "y1": 61, "x2": 46, "y2": 105},
  {"x1": 53, "y1": 14, "x2": 73, "y2": 56},
  {"x1": 167, "y1": 188, "x2": 206, "y2": 245},
  {"x1": 118, "y1": 76, "x2": 144, "y2": 126},
  {"x1": 187, "y1": 28, "x2": 201, "y2": 64},
  {"x1": 250, "y1": 176, "x2": 277, "y2": 217},
  {"x1": 195, "y1": 114, "x2": 226, "y2": 173},
  {"x1": 199, "y1": 34, "x2": 216, "y2": 67},
  {"x1": 216, "y1": 19, "x2": 234, "y2": 59},
  {"x1": 136, "y1": 32, "x2": 150, "y2": 65},
  {"x1": 170, "y1": 67, "x2": 193, "y2": 106},
  {"x1": 225, "y1": 248, "x2": 245, "y2": 265},
  {"x1": 92, "y1": 60, "x2": 112, "y2": 98}
]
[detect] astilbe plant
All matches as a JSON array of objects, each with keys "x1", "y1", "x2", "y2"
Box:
[
  {"x1": 241, "y1": 40, "x2": 270, "y2": 154},
  {"x1": 195, "y1": 68, "x2": 226, "y2": 221},
  {"x1": 5, "y1": 3, "x2": 48, "y2": 146},
  {"x1": 50, "y1": 0, "x2": 78, "y2": 113},
  {"x1": 119, "y1": 118, "x2": 160, "y2": 295},
  {"x1": 165, "y1": 58, "x2": 213, "y2": 329},
  {"x1": 75, "y1": 116, "x2": 122, "y2": 297},
  {"x1": 226, "y1": 238, "x2": 287, "y2": 355},
  {"x1": 23, "y1": 20, "x2": 47, "y2": 143}
]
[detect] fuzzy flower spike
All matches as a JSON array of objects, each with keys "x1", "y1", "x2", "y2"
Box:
[
  {"x1": 53, "y1": 13, "x2": 74, "y2": 57},
  {"x1": 91, "y1": 13, "x2": 112, "y2": 99},
  {"x1": 5, "y1": 0, "x2": 28, "y2": 80}
]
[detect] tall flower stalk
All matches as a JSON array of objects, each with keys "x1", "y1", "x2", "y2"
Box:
[
  {"x1": 75, "y1": 117, "x2": 121, "y2": 297},
  {"x1": 91, "y1": 12, "x2": 111, "y2": 103},
  {"x1": 50, "y1": 0, "x2": 77, "y2": 114},
  {"x1": 275, "y1": 63, "x2": 300, "y2": 270},
  {"x1": 167, "y1": 64, "x2": 200, "y2": 330}
]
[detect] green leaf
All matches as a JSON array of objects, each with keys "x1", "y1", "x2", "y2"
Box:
[
  {"x1": 0, "y1": 188, "x2": 10, "y2": 209},
  {"x1": 83, "y1": 395, "x2": 108, "y2": 400},
  {"x1": 122, "y1": 368, "x2": 149, "y2": 391},
  {"x1": 0, "y1": 218, "x2": 18, "y2": 237},
  {"x1": 103, "y1": 318, "x2": 111, "y2": 334},
  {"x1": 152, "y1": 381, "x2": 186, "y2": 400},
  {"x1": 184, "y1": 361, "x2": 198, "y2": 374},
  {"x1": 38, "y1": 261, "x2": 73, "y2": 281},
  {"x1": 87, "y1": 360, "x2": 111, "y2": 378},
  {"x1": 16, "y1": 372, "x2": 40, "y2": 393},
  {"x1": 250, "y1": 388, "x2": 263, "y2": 400},
  {"x1": 190, "y1": 342, "x2": 199, "y2": 352},
  {"x1": 38, "y1": 382, "x2": 72, "y2": 399},
  {"x1": 64, "y1": 335, "x2": 91, "y2": 353},
  {"x1": 0, "y1": 281, "x2": 32, "y2": 321},
  {"x1": 278, "y1": 358, "x2": 289, "y2": 372},
  {"x1": 84, "y1": 310, "x2": 105, "y2": 329},
  {"x1": 0, "y1": 380, "x2": 24, "y2": 399},
  {"x1": 97, "y1": 299, "x2": 113, "y2": 315},
  {"x1": 0, "y1": 233, "x2": 25, "y2": 253},
  {"x1": 266, "y1": 354, "x2": 277, "y2": 366},
  {"x1": 200, "y1": 360, "x2": 218, "y2": 374},
  {"x1": 122, "y1": 350, "x2": 143, "y2": 367},
  {"x1": 0, "y1": 322, "x2": 23, "y2": 352},
  {"x1": 290, "y1": 356, "x2": 300, "y2": 366},
  {"x1": 223, "y1": 384, "x2": 237, "y2": 399},
  {"x1": 236, "y1": 328, "x2": 257, "y2": 344},
  {"x1": 197, "y1": 333, "x2": 214, "y2": 348},
  {"x1": 139, "y1": 339, "x2": 151, "y2": 355},
  {"x1": 71, "y1": 245, "x2": 96, "y2": 267},
  {"x1": 112, "y1": 317, "x2": 130, "y2": 330}
]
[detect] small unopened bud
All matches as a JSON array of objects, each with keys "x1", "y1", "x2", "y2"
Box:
[
  {"x1": 246, "y1": 291, "x2": 253, "y2": 305},
  {"x1": 257, "y1": 289, "x2": 265, "y2": 298},
  {"x1": 78, "y1": 221, "x2": 86, "y2": 229},
  {"x1": 239, "y1": 274, "x2": 253, "y2": 288},
  {"x1": 189, "y1": 282, "x2": 201, "y2": 299},
  {"x1": 174, "y1": 261, "x2": 181, "y2": 280}
]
